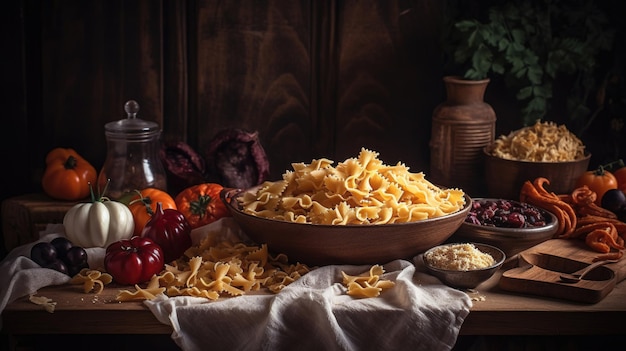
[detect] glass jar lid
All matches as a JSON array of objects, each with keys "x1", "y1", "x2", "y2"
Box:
[{"x1": 104, "y1": 100, "x2": 160, "y2": 139}]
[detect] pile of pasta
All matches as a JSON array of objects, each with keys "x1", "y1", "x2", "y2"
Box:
[
  {"x1": 116, "y1": 237, "x2": 312, "y2": 302},
  {"x1": 239, "y1": 148, "x2": 466, "y2": 225},
  {"x1": 490, "y1": 120, "x2": 586, "y2": 162}
]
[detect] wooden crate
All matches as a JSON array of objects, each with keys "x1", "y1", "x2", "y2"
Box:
[{"x1": 1, "y1": 193, "x2": 77, "y2": 252}]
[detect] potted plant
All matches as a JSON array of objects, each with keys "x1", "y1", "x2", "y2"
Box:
[{"x1": 441, "y1": 0, "x2": 616, "y2": 134}]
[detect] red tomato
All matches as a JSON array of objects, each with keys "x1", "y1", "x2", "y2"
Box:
[
  {"x1": 141, "y1": 202, "x2": 192, "y2": 263},
  {"x1": 104, "y1": 236, "x2": 164, "y2": 285}
]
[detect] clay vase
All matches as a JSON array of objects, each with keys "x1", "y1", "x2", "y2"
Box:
[{"x1": 429, "y1": 76, "x2": 496, "y2": 197}]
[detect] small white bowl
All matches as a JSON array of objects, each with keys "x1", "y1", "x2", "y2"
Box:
[{"x1": 422, "y1": 242, "x2": 505, "y2": 289}]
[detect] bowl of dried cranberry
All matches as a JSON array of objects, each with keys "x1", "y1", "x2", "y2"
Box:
[{"x1": 449, "y1": 198, "x2": 558, "y2": 258}]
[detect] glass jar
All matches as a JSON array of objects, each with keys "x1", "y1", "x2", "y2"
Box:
[{"x1": 97, "y1": 100, "x2": 167, "y2": 200}]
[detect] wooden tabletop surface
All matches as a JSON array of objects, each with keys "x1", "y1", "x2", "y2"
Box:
[{"x1": 3, "y1": 263, "x2": 625, "y2": 337}]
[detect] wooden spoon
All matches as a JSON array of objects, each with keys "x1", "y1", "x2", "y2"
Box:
[{"x1": 559, "y1": 260, "x2": 619, "y2": 283}]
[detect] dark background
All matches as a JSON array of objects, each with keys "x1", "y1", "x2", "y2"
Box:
[
  {"x1": 1, "y1": 0, "x2": 624, "y2": 255},
  {"x1": 1, "y1": 2, "x2": 625, "y2": 349}
]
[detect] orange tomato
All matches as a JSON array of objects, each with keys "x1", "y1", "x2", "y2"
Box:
[
  {"x1": 41, "y1": 148, "x2": 97, "y2": 201},
  {"x1": 127, "y1": 188, "x2": 177, "y2": 235},
  {"x1": 175, "y1": 183, "x2": 230, "y2": 229},
  {"x1": 575, "y1": 167, "x2": 618, "y2": 206}
]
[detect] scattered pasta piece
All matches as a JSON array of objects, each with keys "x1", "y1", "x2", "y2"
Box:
[
  {"x1": 116, "y1": 285, "x2": 167, "y2": 301},
  {"x1": 69, "y1": 268, "x2": 113, "y2": 294},
  {"x1": 115, "y1": 237, "x2": 313, "y2": 302},
  {"x1": 341, "y1": 265, "x2": 395, "y2": 298},
  {"x1": 466, "y1": 288, "x2": 487, "y2": 302},
  {"x1": 29, "y1": 294, "x2": 57, "y2": 313},
  {"x1": 239, "y1": 148, "x2": 466, "y2": 225}
]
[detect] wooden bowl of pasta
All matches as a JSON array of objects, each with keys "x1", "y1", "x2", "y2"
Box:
[
  {"x1": 483, "y1": 147, "x2": 590, "y2": 200},
  {"x1": 221, "y1": 188, "x2": 472, "y2": 266},
  {"x1": 482, "y1": 121, "x2": 591, "y2": 200}
]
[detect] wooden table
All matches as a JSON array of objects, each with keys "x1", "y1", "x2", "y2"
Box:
[{"x1": 3, "y1": 264, "x2": 625, "y2": 337}]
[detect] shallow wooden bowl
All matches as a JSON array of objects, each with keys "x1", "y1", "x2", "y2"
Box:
[
  {"x1": 221, "y1": 188, "x2": 472, "y2": 266},
  {"x1": 483, "y1": 146, "x2": 591, "y2": 200}
]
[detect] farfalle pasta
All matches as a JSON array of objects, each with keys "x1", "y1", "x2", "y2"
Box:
[
  {"x1": 341, "y1": 265, "x2": 395, "y2": 298},
  {"x1": 239, "y1": 148, "x2": 466, "y2": 224},
  {"x1": 115, "y1": 237, "x2": 312, "y2": 302}
]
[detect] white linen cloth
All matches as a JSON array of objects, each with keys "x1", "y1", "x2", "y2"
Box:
[
  {"x1": 0, "y1": 220, "x2": 472, "y2": 351},
  {"x1": 146, "y1": 219, "x2": 472, "y2": 351},
  {"x1": 0, "y1": 224, "x2": 106, "y2": 329}
]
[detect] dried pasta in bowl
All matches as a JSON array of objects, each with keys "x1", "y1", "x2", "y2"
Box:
[
  {"x1": 489, "y1": 120, "x2": 586, "y2": 162},
  {"x1": 238, "y1": 148, "x2": 466, "y2": 225}
]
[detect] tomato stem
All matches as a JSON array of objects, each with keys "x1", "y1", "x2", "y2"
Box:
[
  {"x1": 601, "y1": 159, "x2": 625, "y2": 172},
  {"x1": 128, "y1": 189, "x2": 154, "y2": 215},
  {"x1": 64, "y1": 155, "x2": 78, "y2": 170}
]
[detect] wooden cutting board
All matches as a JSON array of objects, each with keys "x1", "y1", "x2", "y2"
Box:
[{"x1": 499, "y1": 239, "x2": 626, "y2": 303}]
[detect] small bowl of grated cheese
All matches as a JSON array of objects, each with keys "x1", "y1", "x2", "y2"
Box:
[{"x1": 422, "y1": 242, "x2": 505, "y2": 289}]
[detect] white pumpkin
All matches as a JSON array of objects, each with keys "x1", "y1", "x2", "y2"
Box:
[{"x1": 63, "y1": 199, "x2": 134, "y2": 248}]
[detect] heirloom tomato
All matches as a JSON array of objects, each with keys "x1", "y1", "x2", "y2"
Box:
[
  {"x1": 41, "y1": 148, "x2": 97, "y2": 201},
  {"x1": 127, "y1": 188, "x2": 177, "y2": 236},
  {"x1": 141, "y1": 202, "x2": 192, "y2": 263},
  {"x1": 174, "y1": 183, "x2": 230, "y2": 229},
  {"x1": 575, "y1": 166, "x2": 618, "y2": 206},
  {"x1": 104, "y1": 236, "x2": 164, "y2": 285}
]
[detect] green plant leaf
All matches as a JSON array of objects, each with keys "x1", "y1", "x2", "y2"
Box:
[
  {"x1": 465, "y1": 68, "x2": 484, "y2": 80},
  {"x1": 497, "y1": 37, "x2": 510, "y2": 51},
  {"x1": 533, "y1": 84, "x2": 551, "y2": 99},
  {"x1": 471, "y1": 45, "x2": 493, "y2": 76},
  {"x1": 521, "y1": 96, "x2": 547, "y2": 125},
  {"x1": 510, "y1": 28, "x2": 526, "y2": 44},
  {"x1": 455, "y1": 20, "x2": 479, "y2": 32},
  {"x1": 517, "y1": 86, "x2": 533, "y2": 100},
  {"x1": 526, "y1": 64, "x2": 543, "y2": 85},
  {"x1": 492, "y1": 62, "x2": 505, "y2": 74}
]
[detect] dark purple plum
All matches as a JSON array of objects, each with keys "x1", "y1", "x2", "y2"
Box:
[
  {"x1": 601, "y1": 189, "x2": 626, "y2": 214},
  {"x1": 63, "y1": 246, "x2": 88, "y2": 267},
  {"x1": 51, "y1": 237, "x2": 73, "y2": 258},
  {"x1": 30, "y1": 242, "x2": 57, "y2": 267},
  {"x1": 45, "y1": 259, "x2": 69, "y2": 275}
]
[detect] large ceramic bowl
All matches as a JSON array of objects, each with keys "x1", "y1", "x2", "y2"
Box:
[
  {"x1": 221, "y1": 188, "x2": 472, "y2": 266},
  {"x1": 483, "y1": 146, "x2": 590, "y2": 200},
  {"x1": 450, "y1": 198, "x2": 559, "y2": 258},
  {"x1": 422, "y1": 242, "x2": 505, "y2": 289}
]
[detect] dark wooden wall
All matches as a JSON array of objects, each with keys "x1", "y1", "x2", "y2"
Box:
[
  {"x1": 1, "y1": 0, "x2": 445, "y2": 200},
  {"x1": 0, "y1": 0, "x2": 450, "y2": 257}
]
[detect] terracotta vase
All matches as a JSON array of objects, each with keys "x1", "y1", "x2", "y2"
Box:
[{"x1": 429, "y1": 76, "x2": 496, "y2": 196}]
